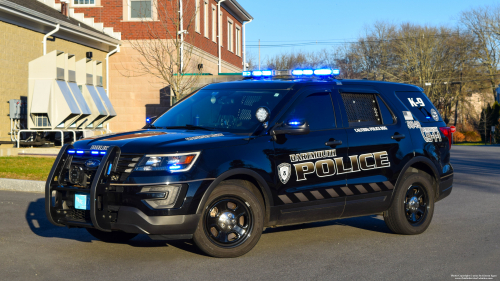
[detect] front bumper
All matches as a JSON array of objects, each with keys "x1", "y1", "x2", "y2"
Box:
[
  {"x1": 112, "y1": 206, "x2": 200, "y2": 235},
  {"x1": 45, "y1": 145, "x2": 204, "y2": 236}
]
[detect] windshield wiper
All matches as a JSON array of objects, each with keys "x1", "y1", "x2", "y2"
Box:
[{"x1": 165, "y1": 124, "x2": 213, "y2": 131}]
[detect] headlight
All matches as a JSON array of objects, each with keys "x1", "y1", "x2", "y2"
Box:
[{"x1": 134, "y1": 152, "x2": 201, "y2": 172}]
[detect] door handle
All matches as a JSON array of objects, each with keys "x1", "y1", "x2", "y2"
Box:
[
  {"x1": 391, "y1": 134, "x2": 406, "y2": 140},
  {"x1": 325, "y1": 140, "x2": 342, "y2": 146}
]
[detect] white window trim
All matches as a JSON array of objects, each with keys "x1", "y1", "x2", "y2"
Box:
[
  {"x1": 70, "y1": 0, "x2": 99, "y2": 7},
  {"x1": 125, "y1": 0, "x2": 156, "y2": 22},
  {"x1": 227, "y1": 18, "x2": 233, "y2": 53},
  {"x1": 195, "y1": 0, "x2": 201, "y2": 34},
  {"x1": 235, "y1": 24, "x2": 241, "y2": 57},
  {"x1": 212, "y1": 5, "x2": 217, "y2": 42},
  {"x1": 219, "y1": 11, "x2": 223, "y2": 47},
  {"x1": 203, "y1": 0, "x2": 208, "y2": 38}
]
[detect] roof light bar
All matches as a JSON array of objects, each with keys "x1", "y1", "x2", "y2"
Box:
[
  {"x1": 243, "y1": 69, "x2": 340, "y2": 78},
  {"x1": 252, "y1": 70, "x2": 263, "y2": 77},
  {"x1": 314, "y1": 69, "x2": 333, "y2": 75}
]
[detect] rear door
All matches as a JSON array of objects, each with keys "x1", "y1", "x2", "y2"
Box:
[
  {"x1": 273, "y1": 87, "x2": 347, "y2": 225},
  {"x1": 336, "y1": 88, "x2": 414, "y2": 217}
]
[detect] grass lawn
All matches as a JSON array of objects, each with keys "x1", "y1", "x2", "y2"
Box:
[
  {"x1": 453, "y1": 142, "x2": 497, "y2": 146},
  {"x1": 0, "y1": 157, "x2": 55, "y2": 181}
]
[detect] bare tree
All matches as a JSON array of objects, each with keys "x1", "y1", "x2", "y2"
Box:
[
  {"x1": 125, "y1": 0, "x2": 203, "y2": 102},
  {"x1": 460, "y1": 5, "x2": 500, "y2": 99}
]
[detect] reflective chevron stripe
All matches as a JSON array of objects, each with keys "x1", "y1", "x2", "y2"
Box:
[{"x1": 278, "y1": 181, "x2": 395, "y2": 204}]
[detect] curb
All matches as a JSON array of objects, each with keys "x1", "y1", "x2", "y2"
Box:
[{"x1": 0, "y1": 178, "x2": 44, "y2": 193}]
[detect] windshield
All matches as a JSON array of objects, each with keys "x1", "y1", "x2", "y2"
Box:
[{"x1": 152, "y1": 89, "x2": 291, "y2": 134}]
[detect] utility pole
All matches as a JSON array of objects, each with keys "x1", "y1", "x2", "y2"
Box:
[{"x1": 258, "y1": 39, "x2": 261, "y2": 70}]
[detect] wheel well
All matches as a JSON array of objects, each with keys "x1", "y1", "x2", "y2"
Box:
[
  {"x1": 408, "y1": 162, "x2": 439, "y2": 199},
  {"x1": 221, "y1": 175, "x2": 269, "y2": 223}
]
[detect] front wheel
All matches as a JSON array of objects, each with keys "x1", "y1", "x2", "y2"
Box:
[
  {"x1": 86, "y1": 228, "x2": 138, "y2": 243},
  {"x1": 193, "y1": 182, "x2": 264, "y2": 258},
  {"x1": 384, "y1": 172, "x2": 435, "y2": 235}
]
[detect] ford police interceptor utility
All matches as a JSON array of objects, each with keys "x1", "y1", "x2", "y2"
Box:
[{"x1": 45, "y1": 69, "x2": 453, "y2": 258}]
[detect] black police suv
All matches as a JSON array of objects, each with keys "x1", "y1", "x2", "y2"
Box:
[{"x1": 45, "y1": 69, "x2": 453, "y2": 258}]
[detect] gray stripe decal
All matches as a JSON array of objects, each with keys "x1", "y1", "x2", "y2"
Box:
[
  {"x1": 278, "y1": 195, "x2": 293, "y2": 204},
  {"x1": 369, "y1": 183, "x2": 382, "y2": 191},
  {"x1": 355, "y1": 185, "x2": 368, "y2": 194},
  {"x1": 294, "y1": 192, "x2": 309, "y2": 202},
  {"x1": 383, "y1": 181, "x2": 394, "y2": 189},
  {"x1": 341, "y1": 186, "x2": 354, "y2": 196},
  {"x1": 325, "y1": 188, "x2": 339, "y2": 197},
  {"x1": 310, "y1": 190, "x2": 324, "y2": 200}
]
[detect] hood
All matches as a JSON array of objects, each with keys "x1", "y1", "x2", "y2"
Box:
[{"x1": 74, "y1": 129, "x2": 249, "y2": 153}]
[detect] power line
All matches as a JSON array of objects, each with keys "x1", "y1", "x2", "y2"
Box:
[{"x1": 246, "y1": 31, "x2": 494, "y2": 49}]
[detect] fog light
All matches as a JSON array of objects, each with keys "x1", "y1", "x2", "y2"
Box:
[{"x1": 139, "y1": 184, "x2": 182, "y2": 209}]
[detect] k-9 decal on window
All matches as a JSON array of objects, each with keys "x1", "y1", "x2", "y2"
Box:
[
  {"x1": 278, "y1": 150, "x2": 391, "y2": 183},
  {"x1": 408, "y1": 97, "x2": 425, "y2": 107}
]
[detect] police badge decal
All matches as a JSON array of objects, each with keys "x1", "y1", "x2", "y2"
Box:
[{"x1": 278, "y1": 163, "x2": 292, "y2": 184}]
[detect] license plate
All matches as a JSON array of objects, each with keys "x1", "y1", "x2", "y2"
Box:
[{"x1": 75, "y1": 194, "x2": 90, "y2": 210}]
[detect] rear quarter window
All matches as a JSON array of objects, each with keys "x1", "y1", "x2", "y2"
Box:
[{"x1": 396, "y1": 91, "x2": 442, "y2": 123}]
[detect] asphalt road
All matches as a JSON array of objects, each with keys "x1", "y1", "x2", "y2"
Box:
[{"x1": 0, "y1": 146, "x2": 499, "y2": 281}]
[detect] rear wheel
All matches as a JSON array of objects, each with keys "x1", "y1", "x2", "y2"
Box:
[
  {"x1": 193, "y1": 182, "x2": 264, "y2": 258},
  {"x1": 384, "y1": 172, "x2": 435, "y2": 235},
  {"x1": 86, "y1": 228, "x2": 138, "y2": 243}
]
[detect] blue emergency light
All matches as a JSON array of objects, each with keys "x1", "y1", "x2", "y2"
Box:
[{"x1": 244, "y1": 68, "x2": 340, "y2": 78}]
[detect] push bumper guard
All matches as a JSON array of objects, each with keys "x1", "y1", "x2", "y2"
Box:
[{"x1": 45, "y1": 144, "x2": 121, "y2": 232}]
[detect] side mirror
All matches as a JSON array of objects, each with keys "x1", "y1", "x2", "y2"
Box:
[{"x1": 271, "y1": 119, "x2": 310, "y2": 136}]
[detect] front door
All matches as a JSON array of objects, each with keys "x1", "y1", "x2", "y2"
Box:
[{"x1": 273, "y1": 87, "x2": 348, "y2": 225}]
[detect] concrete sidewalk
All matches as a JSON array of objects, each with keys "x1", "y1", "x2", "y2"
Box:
[{"x1": 0, "y1": 178, "x2": 44, "y2": 193}]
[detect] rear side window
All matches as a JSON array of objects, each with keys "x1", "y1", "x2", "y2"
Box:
[
  {"x1": 341, "y1": 93, "x2": 381, "y2": 127},
  {"x1": 396, "y1": 91, "x2": 442, "y2": 123},
  {"x1": 376, "y1": 96, "x2": 394, "y2": 125}
]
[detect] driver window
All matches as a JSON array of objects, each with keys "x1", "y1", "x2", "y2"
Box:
[{"x1": 282, "y1": 92, "x2": 336, "y2": 131}]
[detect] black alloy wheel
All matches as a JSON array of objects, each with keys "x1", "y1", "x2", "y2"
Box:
[
  {"x1": 204, "y1": 197, "x2": 253, "y2": 247},
  {"x1": 193, "y1": 182, "x2": 264, "y2": 258},
  {"x1": 404, "y1": 185, "x2": 429, "y2": 225},
  {"x1": 383, "y1": 172, "x2": 435, "y2": 235}
]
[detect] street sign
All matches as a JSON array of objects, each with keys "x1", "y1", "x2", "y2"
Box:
[
  {"x1": 492, "y1": 126, "x2": 495, "y2": 132},
  {"x1": 450, "y1": 126, "x2": 456, "y2": 133}
]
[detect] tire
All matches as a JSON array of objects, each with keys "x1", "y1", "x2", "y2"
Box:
[
  {"x1": 86, "y1": 228, "x2": 138, "y2": 243},
  {"x1": 193, "y1": 182, "x2": 264, "y2": 258},
  {"x1": 383, "y1": 172, "x2": 435, "y2": 235}
]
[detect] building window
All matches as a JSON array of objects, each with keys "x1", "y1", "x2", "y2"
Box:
[
  {"x1": 227, "y1": 19, "x2": 233, "y2": 52},
  {"x1": 195, "y1": 0, "x2": 200, "y2": 33},
  {"x1": 212, "y1": 6, "x2": 216, "y2": 42},
  {"x1": 130, "y1": 0, "x2": 152, "y2": 18},
  {"x1": 235, "y1": 26, "x2": 241, "y2": 56},
  {"x1": 74, "y1": 0, "x2": 95, "y2": 4},
  {"x1": 204, "y1": 1, "x2": 208, "y2": 38}
]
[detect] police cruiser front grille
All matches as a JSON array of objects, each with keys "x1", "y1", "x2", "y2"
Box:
[
  {"x1": 67, "y1": 209, "x2": 88, "y2": 222},
  {"x1": 69, "y1": 153, "x2": 143, "y2": 184},
  {"x1": 112, "y1": 153, "x2": 143, "y2": 182}
]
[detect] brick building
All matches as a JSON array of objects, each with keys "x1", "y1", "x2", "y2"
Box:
[
  {"x1": 0, "y1": 0, "x2": 120, "y2": 144},
  {"x1": 66, "y1": 0, "x2": 253, "y2": 131}
]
